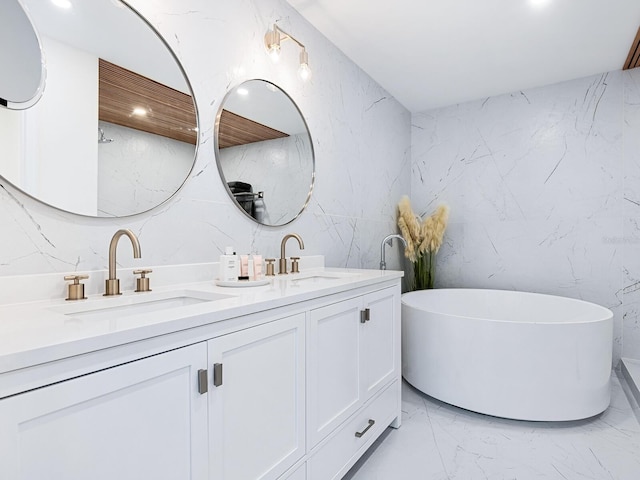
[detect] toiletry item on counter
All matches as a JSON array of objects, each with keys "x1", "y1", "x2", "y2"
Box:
[
  {"x1": 248, "y1": 255, "x2": 255, "y2": 280},
  {"x1": 239, "y1": 255, "x2": 250, "y2": 280},
  {"x1": 219, "y1": 247, "x2": 239, "y2": 282},
  {"x1": 253, "y1": 255, "x2": 263, "y2": 280}
]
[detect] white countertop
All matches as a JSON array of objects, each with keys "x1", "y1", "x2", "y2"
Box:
[{"x1": 0, "y1": 266, "x2": 402, "y2": 375}]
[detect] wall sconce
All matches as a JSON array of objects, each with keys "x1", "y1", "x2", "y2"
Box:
[{"x1": 264, "y1": 24, "x2": 311, "y2": 81}]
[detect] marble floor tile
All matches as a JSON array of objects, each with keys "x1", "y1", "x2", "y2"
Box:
[{"x1": 345, "y1": 373, "x2": 640, "y2": 480}]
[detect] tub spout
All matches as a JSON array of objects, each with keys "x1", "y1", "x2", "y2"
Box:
[{"x1": 380, "y1": 234, "x2": 407, "y2": 270}]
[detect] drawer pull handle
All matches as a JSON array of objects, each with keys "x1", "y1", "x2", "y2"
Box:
[{"x1": 355, "y1": 419, "x2": 375, "y2": 438}]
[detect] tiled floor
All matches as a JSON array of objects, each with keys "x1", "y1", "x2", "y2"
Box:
[{"x1": 345, "y1": 372, "x2": 640, "y2": 480}]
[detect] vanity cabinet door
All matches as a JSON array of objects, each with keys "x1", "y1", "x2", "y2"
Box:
[
  {"x1": 208, "y1": 313, "x2": 305, "y2": 480},
  {"x1": 307, "y1": 287, "x2": 400, "y2": 450},
  {"x1": 307, "y1": 297, "x2": 363, "y2": 448},
  {"x1": 0, "y1": 343, "x2": 209, "y2": 480},
  {"x1": 361, "y1": 287, "x2": 398, "y2": 400}
]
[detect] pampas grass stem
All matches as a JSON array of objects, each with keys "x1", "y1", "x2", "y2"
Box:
[{"x1": 396, "y1": 197, "x2": 449, "y2": 290}]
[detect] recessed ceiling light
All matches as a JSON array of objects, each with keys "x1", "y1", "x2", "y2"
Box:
[
  {"x1": 51, "y1": 0, "x2": 72, "y2": 9},
  {"x1": 529, "y1": 0, "x2": 551, "y2": 7},
  {"x1": 132, "y1": 107, "x2": 147, "y2": 116},
  {"x1": 236, "y1": 87, "x2": 249, "y2": 96}
]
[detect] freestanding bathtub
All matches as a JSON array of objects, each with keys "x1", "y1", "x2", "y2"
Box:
[{"x1": 402, "y1": 289, "x2": 613, "y2": 421}]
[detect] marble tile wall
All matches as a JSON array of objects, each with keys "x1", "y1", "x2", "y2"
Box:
[
  {"x1": 0, "y1": 0, "x2": 411, "y2": 282},
  {"x1": 412, "y1": 68, "x2": 640, "y2": 364},
  {"x1": 623, "y1": 68, "x2": 640, "y2": 361}
]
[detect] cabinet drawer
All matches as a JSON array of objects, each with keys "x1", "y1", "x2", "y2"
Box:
[{"x1": 308, "y1": 381, "x2": 398, "y2": 480}]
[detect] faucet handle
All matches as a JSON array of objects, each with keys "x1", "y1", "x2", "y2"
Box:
[
  {"x1": 290, "y1": 257, "x2": 300, "y2": 274},
  {"x1": 64, "y1": 274, "x2": 89, "y2": 301},
  {"x1": 265, "y1": 259, "x2": 276, "y2": 277},
  {"x1": 133, "y1": 269, "x2": 153, "y2": 292}
]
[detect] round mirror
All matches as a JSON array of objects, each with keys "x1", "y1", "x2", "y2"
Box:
[
  {"x1": 0, "y1": 1, "x2": 45, "y2": 109},
  {"x1": 215, "y1": 80, "x2": 315, "y2": 226},
  {"x1": 0, "y1": 0, "x2": 198, "y2": 217}
]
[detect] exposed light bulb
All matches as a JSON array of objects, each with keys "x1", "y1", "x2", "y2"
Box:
[
  {"x1": 529, "y1": 0, "x2": 551, "y2": 7},
  {"x1": 268, "y1": 44, "x2": 281, "y2": 62},
  {"x1": 298, "y1": 62, "x2": 311, "y2": 81},
  {"x1": 264, "y1": 28, "x2": 281, "y2": 62},
  {"x1": 298, "y1": 49, "x2": 311, "y2": 81}
]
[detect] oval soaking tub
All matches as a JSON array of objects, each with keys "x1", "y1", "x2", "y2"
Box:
[{"x1": 402, "y1": 289, "x2": 613, "y2": 421}]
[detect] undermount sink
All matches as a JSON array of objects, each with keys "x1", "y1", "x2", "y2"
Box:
[
  {"x1": 49, "y1": 290, "x2": 234, "y2": 321},
  {"x1": 287, "y1": 272, "x2": 357, "y2": 284}
]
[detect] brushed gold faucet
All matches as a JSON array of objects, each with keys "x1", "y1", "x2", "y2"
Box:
[
  {"x1": 279, "y1": 233, "x2": 305, "y2": 274},
  {"x1": 105, "y1": 229, "x2": 141, "y2": 296}
]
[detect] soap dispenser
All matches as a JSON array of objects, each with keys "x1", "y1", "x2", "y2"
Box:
[{"x1": 219, "y1": 247, "x2": 239, "y2": 282}]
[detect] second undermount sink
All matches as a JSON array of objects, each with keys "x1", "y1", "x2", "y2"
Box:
[
  {"x1": 287, "y1": 272, "x2": 357, "y2": 284},
  {"x1": 49, "y1": 290, "x2": 234, "y2": 321}
]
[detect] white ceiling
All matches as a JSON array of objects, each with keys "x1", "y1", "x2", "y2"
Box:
[{"x1": 286, "y1": 0, "x2": 640, "y2": 112}]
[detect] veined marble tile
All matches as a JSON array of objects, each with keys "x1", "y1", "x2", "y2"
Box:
[
  {"x1": 623, "y1": 68, "x2": 640, "y2": 216},
  {"x1": 412, "y1": 73, "x2": 623, "y2": 225},
  {"x1": 623, "y1": 217, "x2": 640, "y2": 359}
]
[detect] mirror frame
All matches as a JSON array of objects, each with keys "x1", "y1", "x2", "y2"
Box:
[
  {"x1": 214, "y1": 79, "x2": 315, "y2": 227},
  {"x1": 0, "y1": 0, "x2": 200, "y2": 218}
]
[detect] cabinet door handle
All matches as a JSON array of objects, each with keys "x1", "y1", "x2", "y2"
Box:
[
  {"x1": 360, "y1": 308, "x2": 371, "y2": 323},
  {"x1": 197, "y1": 369, "x2": 208, "y2": 394},
  {"x1": 355, "y1": 419, "x2": 375, "y2": 438},
  {"x1": 213, "y1": 363, "x2": 223, "y2": 387}
]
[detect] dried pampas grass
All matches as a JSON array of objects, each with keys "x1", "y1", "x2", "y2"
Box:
[
  {"x1": 397, "y1": 196, "x2": 449, "y2": 259},
  {"x1": 429, "y1": 204, "x2": 449, "y2": 253},
  {"x1": 396, "y1": 197, "x2": 450, "y2": 289},
  {"x1": 397, "y1": 196, "x2": 421, "y2": 261}
]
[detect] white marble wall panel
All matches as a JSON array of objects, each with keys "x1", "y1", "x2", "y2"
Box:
[
  {"x1": 0, "y1": 0, "x2": 411, "y2": 284},
  {"x1": 412, "y1": 72, "x2": 626, "y2": 363},
  {"x1": 623, "y1": 68, "x2": 640, "y2": 360}
]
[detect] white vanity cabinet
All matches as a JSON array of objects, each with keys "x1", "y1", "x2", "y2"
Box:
[
  {"x1": 307, "y1": 286, "x2": 400, "y2": 479},
  {"x1": 207, "y1": 313, "x2": 306, "y2": 480},
  {"x1": 0, "y1": 272, "x2": 402, "y2": 480},
  {"x1": 0, "y1": 343, "x2": 209, "y2": 480}
]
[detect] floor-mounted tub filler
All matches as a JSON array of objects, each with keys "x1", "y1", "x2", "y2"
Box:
[{"x1": 402, "y1": 289, "x2": 613, "y2": 421}]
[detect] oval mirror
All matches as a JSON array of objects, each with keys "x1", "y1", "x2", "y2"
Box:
[
  {"x1": 215, "y1": 80, "x2": 315, "y2": 226},
  {"x1": 0, "y1": 0, "x2": 45, "y2": 109},
  {"x1": 0, "y1": 0, "x2": 198, "y2": 217}
]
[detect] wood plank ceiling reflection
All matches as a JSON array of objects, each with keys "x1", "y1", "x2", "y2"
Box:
[
  {"x1": 217, "y1": 109, "x2": 288, "y2": 149},
  {"x1": 624, "y1": 26, "x2": 640, "y2": 70},
  {"x1": 98, "y1": 59, "x2": 197, "y2": 144}
]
